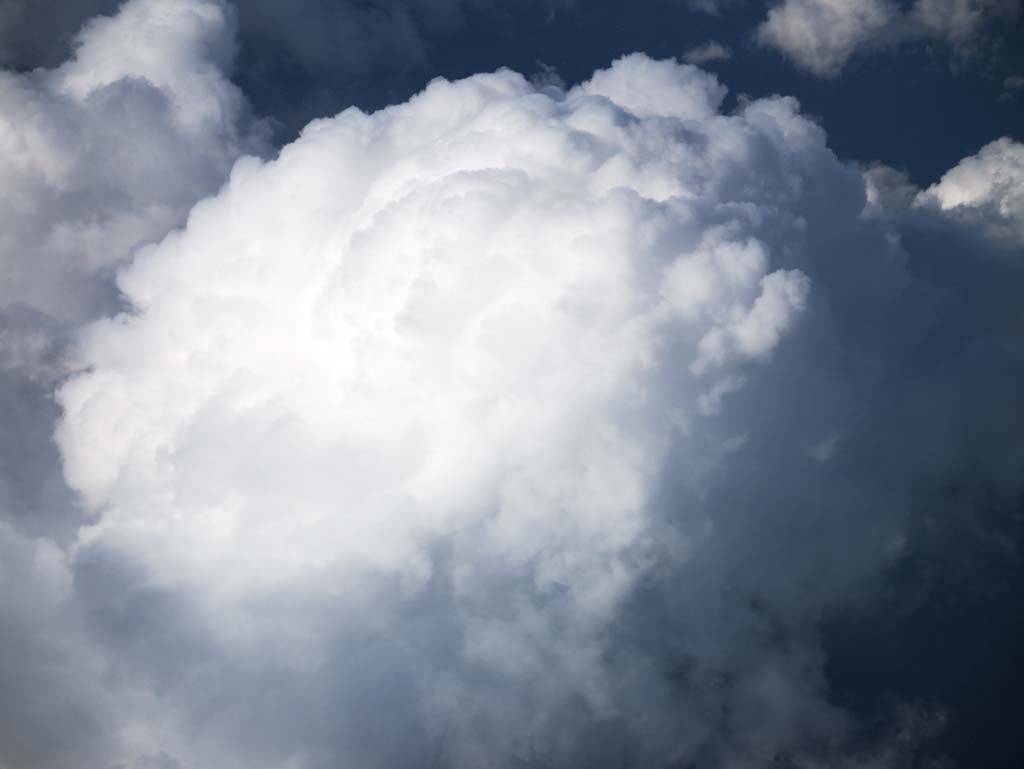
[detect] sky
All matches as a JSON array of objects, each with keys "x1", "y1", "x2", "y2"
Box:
[{"x1": 0, "y1": 1, "x2": 1022, "y2": 768}]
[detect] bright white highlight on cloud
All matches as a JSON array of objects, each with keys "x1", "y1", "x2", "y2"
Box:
[
  {"x1": 58, "y1": 53, "x2": 808, "y2": 619},
  {"x1": 917, "y1": 137, "x2": 1024, "y2": 244}
]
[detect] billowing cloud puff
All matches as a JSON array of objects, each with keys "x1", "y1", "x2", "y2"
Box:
[
  {"x1": 59, "y1": 54, "x2": 813, "y2": 640},
  {"x1": 0, "y1": 0, "x2": 260, "y2": 323},
  {"x1": 53, "y1": 53, "x2": 859, "y2": 767},
  {"x1": 865, "y1": 137, "x2": 1024, "y2": 245},
  {"x1": 916, "y1": 137, "x2": 1024, "y2": 245}
]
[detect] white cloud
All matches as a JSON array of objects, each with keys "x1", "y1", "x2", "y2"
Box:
[
  {"x1": 916, "y1": 137, "x2": 1024, "y2": 244},
  {"x1": 574, "y1": 52, "x2": 726, "y2": 120},
  {"x1": 57, "y1": 54, "x2": 810, "y2": 616},
  {"x1": 757, "y1": 0, "x2": 1020, "y2": 76},
  {"x1": 51, "y1": 52, "x2": 849, "y2": 767},
  {"x1": 46, "y1": 38, "x2": 1024, "y2": 766},
  {"x1": 47, "y1": 43, "x2": 1024, "y2": 767},
  {"x1": 862, "y1": 162, "x2": 918, "y2": 217},
  {"x1": 0, "y1": 0, "x2": 262, "y2": 323}
]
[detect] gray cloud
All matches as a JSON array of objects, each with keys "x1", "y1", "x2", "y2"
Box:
[
  {"x1": 0, "y1": 0, "x2": 263, "y2": 324},
  {"x1": 0, "y1": 5, "x2": 264, "y2": 766},
  {"x1": 0, "y1": 521, "x2": 116, "y2": 769},
  {"x1": 684, "y1": 41, "x2": 733, "y2": 65},
  {"x1": 756, "y1": 0, "x2": 1021, "y2": 76},
  {"x1": 0, "y1": 0, "x2": 264, "y2": 540}
]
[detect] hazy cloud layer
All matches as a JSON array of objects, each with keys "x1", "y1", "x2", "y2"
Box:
[
  {"x1": 0, "y1": 1, "x2": 1022, "y2": 768},
  {"x1": 757, "y1": 0, "x2": 1021, "y2": 76},
  {"x1": 683, "y1": 40, "x2": 733, "y2": 65}
]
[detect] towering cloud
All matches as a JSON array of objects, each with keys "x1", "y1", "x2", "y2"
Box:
[
  {"x1": 55, "y1": 54, "x2": 825, "y2": 766},
  {"x1": 0, "y1": 2, "x2": 1021, "y2": 767}
]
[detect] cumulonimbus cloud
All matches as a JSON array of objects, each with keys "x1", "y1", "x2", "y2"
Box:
[
  {"x1": 53, "y1": 38, "x2": 1024, "y2": 767},
  {"x1": 2, "y1": 1, "x2": 1023, "y2": 767},
  {"x1": 55, "y1": 54, "x2": 821, "y2": 766}
]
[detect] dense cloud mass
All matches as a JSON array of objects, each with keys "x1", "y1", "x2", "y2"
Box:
[
  {"x1": 0, "y1": 0, "x2": 262, "y2": 550},
  {"x1": 0, "y1": 0, "x2": 261, "y2": 321},
  {"x1": 0, "y1": 1, "x2": 1022, "y2": 768},
  {"x1": 57, "y1": 54, "x2": 826, "y2": 767},
  {"x1": 0, "y1": 2, "x2": 259, "y2": 765}
]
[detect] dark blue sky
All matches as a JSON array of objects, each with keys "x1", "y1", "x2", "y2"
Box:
[{"x1": 6, "y1": 0, "x2": 1018, "y2": 183}]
